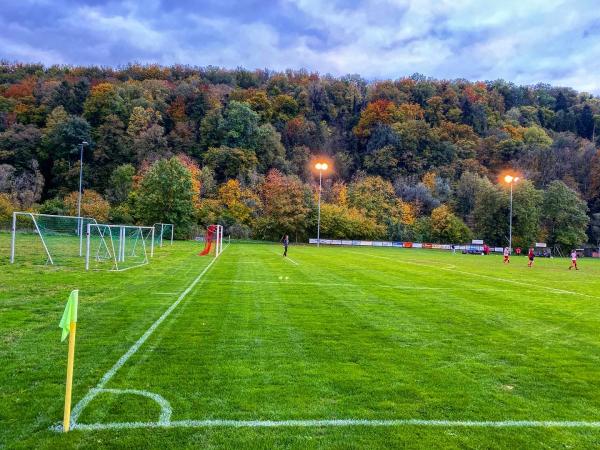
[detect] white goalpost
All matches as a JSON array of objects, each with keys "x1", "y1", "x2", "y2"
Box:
[
  {"x1": 214, "y1": 224, "x2": 223, "y2": 257},
  {"x1": 153, "y1": 223, "x2": 174, "y2": 248},
  {"x1": 198, "y1": 224, "x2": 223, "y2": 257},
  {"x1": 86, "y1": 224, "x2": 155, "y2": 271},
  {"x1": 10, "y1": 212, "x2": 98, "y2": 265}
]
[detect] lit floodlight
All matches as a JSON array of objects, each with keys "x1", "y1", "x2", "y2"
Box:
[{"x1": 504, "y1": 175, "x2": 514, "y2": 184}]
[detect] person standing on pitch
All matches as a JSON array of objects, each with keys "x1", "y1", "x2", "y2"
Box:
[
  {"x1": 282, "y1": 234, "x2": 289, "y2": 257},
  {"x1": 569, "y1": 249, "x2": 579, "y2": 270},
  {"x1": 527, "y1": 247, "x2": 535, "y2": 267},
  {"x1": 503, "y1": 247, "x2": 510, "y2": 264}
]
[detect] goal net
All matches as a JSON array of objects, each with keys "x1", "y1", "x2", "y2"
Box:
[
  {"x1": 86, "y1": 224, "x2": 155, "y2": 271},
  {"x1": 153, "y1": 223, "x2": 174, "y2": 248},
  {"x1": 198, "y1": 224, "x2": 223, "y2": 257},
  {"x1": 10, "y1": 212, "x2": 98, "y2": 266}
]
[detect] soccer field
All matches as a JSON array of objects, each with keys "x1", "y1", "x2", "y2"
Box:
[{"x1": 2, "y1": 238, "x2": 600, "y2": 449}]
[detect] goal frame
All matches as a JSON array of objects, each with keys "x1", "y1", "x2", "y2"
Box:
[
  {"x1": 153, "y1": 223, "x2": 174, "y2": 247},
  {"x1": 85, "y1": 223, "x2": 155, "y2": 271},
  {"x1": 10, "y1": 212, "x2": 98, "y2": 265}
]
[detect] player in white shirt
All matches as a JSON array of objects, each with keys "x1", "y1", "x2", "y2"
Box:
[
  {"x1": 569, "y1": 249, "x2": 579, "y2": 270},
  {"x1": 503, "y1": 247, "x2": 510, "y2": 264}
]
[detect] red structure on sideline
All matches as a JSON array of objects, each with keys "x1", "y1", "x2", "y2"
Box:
[{"x1": 199, "y1": 224, "x2": 218, "y2": 256}]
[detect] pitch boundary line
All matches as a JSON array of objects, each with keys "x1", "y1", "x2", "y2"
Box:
[
  {"x1": 65, "y1": 245, "x2": 228, "y2": 428},
  {"x1": 67, "y1": 418, "x2": 600, "y2": 431}
]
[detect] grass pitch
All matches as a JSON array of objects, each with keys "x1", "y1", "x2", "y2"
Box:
[{"x1": 1, "y1": 235, "x2": 600, "y2": 448}]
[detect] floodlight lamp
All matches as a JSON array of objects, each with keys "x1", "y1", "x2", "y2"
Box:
[
  {"x1": 315, "y1": 163, "x2": 323, "y2": 170},
  {"x1": 504, "y1": 175, "x2": 514, "y2": 184}
]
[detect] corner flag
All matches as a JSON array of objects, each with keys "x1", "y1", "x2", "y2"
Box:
[
  {"x1": 59, "y1": 290, "x2": 78, "y2": 342},
  {"x1": 60, "y1": 289, "x2": 79, "y2": 432}
]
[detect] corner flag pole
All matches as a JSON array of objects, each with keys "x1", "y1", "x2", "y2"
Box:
[
  {"x1": 63, "y1": 321, "x2": 77, "y2": 432},
  {"x1": 60, "y1": 290, "x2": 79, "y2": 432}
]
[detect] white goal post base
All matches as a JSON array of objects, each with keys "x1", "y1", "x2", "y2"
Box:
[{"x1": 86, "y1": 224, "x2": 155, "y2": 271}]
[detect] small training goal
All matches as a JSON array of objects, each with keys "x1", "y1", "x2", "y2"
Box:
[
  {"x1": 198, "y1": 224, "x2": 223, "y2": 257},
  {"x1": 153, "y1": 223, "x2": 174, "y2": 248},
  {"x1": 86, "y1": 224, "x2": 155, "y2": 271},
  {"x1": 10, "y1": 212, "x2": 98, "y2": 266}
]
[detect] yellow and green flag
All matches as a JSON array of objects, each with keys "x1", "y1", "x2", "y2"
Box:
[{"x1": 59, "y1": 290, "x2": 78, "y2": 342}]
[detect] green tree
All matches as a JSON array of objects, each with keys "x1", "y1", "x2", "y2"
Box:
[
  {"x1": 83, "y1": 82, "x2": 125, "y2": 126},
  {"x1": 221, "y1": 101, "x2": 260, "y2": 149},
  {"x1": 511, "y1": 180, "x2": 543, "y2": 248},
  {"x1": 203, "y1": 146, "x2": 258, "y2": 182},
  {"x1": 134, "y1": 157, "x2": 195, "y2": 237},
  {"x1": 319, "y1": 203, "x2": 385, "y2": 240},
  {"x1": 430, "y1": 205, "x2": 472, "y2": 243},
  {"x1": 542, "y1": 180, "x2": 589, "y2": 249},
  {"x1": 107, "y1": 164, "x2": 135, "y2": 204},
  {"x1": 472, "y1": 178, "x2": 508, "y2": 245}
]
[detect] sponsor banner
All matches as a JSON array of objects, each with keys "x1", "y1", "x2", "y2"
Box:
[
  {"x1": 472, "y1": 239, "x2": 484, "y2": 245},
  {"x1": 309, "y1": 238, "x2": 318, "y2": 244},
  {"x1": 360, "y1": 241, "x2": 373, "y2": 246},
  {"x1": 494, "y1": 247, "x2": 503, "y2": 252},
  {"x1": 392, "y1": 241, "x2": 403, "y2": 247},
  {"x1": 403, "y1": 242, "x2": 413, "y2": 248},
  {"x1": 342, "y1": 240, "x2": 352, "y2": 246},
  {"x1": 431, "y1": 244, "x2": 442, "y2": 249},
  {"x1": 382, "y1": 241, "x2": 393, "y2": 247},
  {"x1": 331, "y1": 240, "x2": 342, "y2": 245},
  {"x1": 352, "y1": 240, "x2": 362, "y2": 246},
  {"x1": 535, "y1": 242, "x2": 547, "y2": 248},
  {"x1": 423, "y1": 243, "x2": 433, "y2": 249},
  {"x1": 413, "y1": 243, "x2": 423, "y2": 248},
  {"x1": 321, "y1": 239, "x2": 332, "y2": 245},
  {"x1": 372, "y1": 241, "x2": 383, "y2": 247}
]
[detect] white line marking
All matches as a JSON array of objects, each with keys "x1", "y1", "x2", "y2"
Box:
[
  {"x1": 349, "y1": 251, "x2": 599, "y2": 299},
  {"x1": 67, "y1": 418, "x2": 600, "y2": 431},
  {"x1": 68, "y1": 247, "x2": 227, "y2": 426},
  {"x1": 154, "y1": 292, "x2": 178, "y2": 295},
  {"x1": 284, "y1": 257, "x2": 299, "y2": 266},
  {"x1": 220, "y1": 280, "x2": 451, "y2": 288}
]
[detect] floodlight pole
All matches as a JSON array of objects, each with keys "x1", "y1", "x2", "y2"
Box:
[
  {"x1": 76, "y1": 142, "x2": 88, "y2": 256},
  {"x1": 508, "y1": 181, "x2": 513, "y2": 252},
  {"x1": 76, "y1": 142, "x2": 88, "y2": 221},
  {"x1": 317, "y1": 169, "x2": 322, "y2": 248}
]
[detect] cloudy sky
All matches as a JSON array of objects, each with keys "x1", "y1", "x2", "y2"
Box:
[{"x1": 2, "y1": 0, "x2": 600, "y2": 92}]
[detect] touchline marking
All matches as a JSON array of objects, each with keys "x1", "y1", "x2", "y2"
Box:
[
  {"x1": 67, "y1": 246, "x2": 228, "y2": 427},
  {"x1": 349, "y1": 251, "x2": 599, "y2": 300},
  {"x1": 66, "y1": 418, "x2": 600, "y2": 431}
]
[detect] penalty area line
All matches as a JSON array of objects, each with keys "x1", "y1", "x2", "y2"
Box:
[
  {"x1": 66, "y1": 245, "x2": 228, "y2": 427},
  {"x1": 68, "y1": 418, "x2": 600, "y2": 431}
]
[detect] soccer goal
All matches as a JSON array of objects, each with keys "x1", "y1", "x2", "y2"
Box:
[
  {"x1": 10, "y1": 212, "x2": 98, "y2": 266},
  {"x1": 198, "y1": 224, "x2": 223, "y2": 257},
  {"x1": 153, "y1": 223, "x2": 174, "y2": 248},
  {"x1": 85, "y1": 224, "x2": 155, "y2": 271}
]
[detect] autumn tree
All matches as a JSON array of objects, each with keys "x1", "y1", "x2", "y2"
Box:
[
  {"x1": 255, "y1": 169, "x2": 313, "y2": 240},
  {"x1": 64, "y1": 190, "x2": 110, "y2": 222}
]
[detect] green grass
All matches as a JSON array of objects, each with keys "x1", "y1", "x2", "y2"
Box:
[{"x1": 2, "y1": 236, "x2": 600, "y2": 448}]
